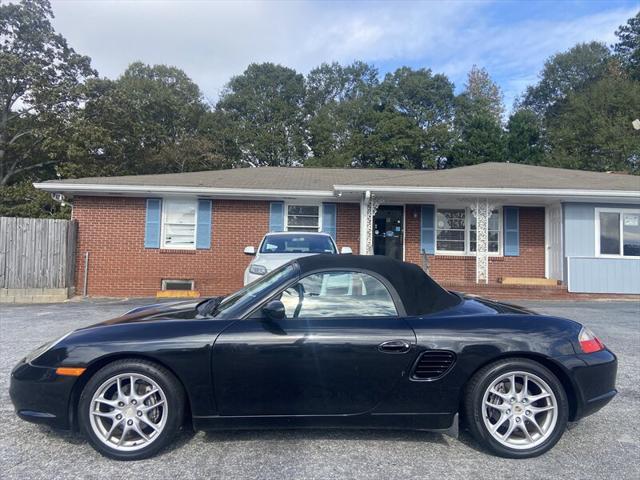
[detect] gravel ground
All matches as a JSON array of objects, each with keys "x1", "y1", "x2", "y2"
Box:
[{"x1": 1, "y1": 298, "x2": 638, "y2": 480}]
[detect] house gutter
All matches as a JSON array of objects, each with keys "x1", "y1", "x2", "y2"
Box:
[
  {"x1": 33, "y1": 183, "x2": 334, "y2": 199},
  {"x1": 333, "y1": 185, "x2": 640, "y2": 200},
  {"x1": 33, "y1": 182, "x2": 639, "y2": 202}
]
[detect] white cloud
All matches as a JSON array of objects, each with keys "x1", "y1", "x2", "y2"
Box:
[
  {"x1": 48, "y1": 0, "x2": 637, "y2": 109},
  {"x1": 49, "y1": 0, "x2": 479, "y2": 100}
]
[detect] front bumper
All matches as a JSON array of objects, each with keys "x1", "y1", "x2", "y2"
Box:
[
  {"x1": 10, "y1": 358, "x2": 78, "y2": 430},
  {"x1": 557, "y1": 349, "x2": 618, "y2": 421}
]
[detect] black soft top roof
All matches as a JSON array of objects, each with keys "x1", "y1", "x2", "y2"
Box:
[{"x1": 295, "y1": 255, "x2": 460, "y2": 316}]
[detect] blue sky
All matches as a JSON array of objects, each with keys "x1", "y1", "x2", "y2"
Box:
[{"x1": 49, "y1": 0, "x2": 639, "y2": 112}]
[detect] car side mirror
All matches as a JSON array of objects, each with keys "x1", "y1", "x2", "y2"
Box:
[
  {"x1": 263, "y1": 300, "x2": 285, "y2": 321},
  {"x1": 244, "y1": 246, "x2": 256, "y2": 255},
  {"x1": 340, "y1": 246, "x2": 353, "y2": 254}
]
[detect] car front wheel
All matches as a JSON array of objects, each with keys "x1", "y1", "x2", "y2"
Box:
[
  {"x1": 79, "y1": 359, "x2": 184, "y2": 460},
  {"x1": 464, "y1": 358, "x2": 568, "y2": 458}
]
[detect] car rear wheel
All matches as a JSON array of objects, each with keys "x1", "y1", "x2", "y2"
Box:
[
  {"x1": 79, "y1": 359, "x2": 184, "y2": 460},
  {"x1": 464, "y1": 358, "x2": 568, "y2": 458}
]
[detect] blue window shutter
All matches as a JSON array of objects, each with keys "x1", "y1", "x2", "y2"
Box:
[
  {"x1": 269, "y1": 202, "x2": 285, "y2": 232},
  {"x1": 321, "y1": 203, "x2": 337, "y2": 240},
  {"x1": 196, "y1": 199, "x2": 212, "y2": 249},
  {"x1": 144, "y1": 199, "x2": 162, "y2": 248},
  {"x1": 504, "y1": 207, "x2": 520, "y2": 256},
  {"x1": 420, "y1": 205, "x2": 435, "y2": 254}
]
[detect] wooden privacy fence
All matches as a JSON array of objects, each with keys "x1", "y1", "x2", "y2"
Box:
[{"x1": 0, "y1": 217, "x2": 77, "y2": 301}]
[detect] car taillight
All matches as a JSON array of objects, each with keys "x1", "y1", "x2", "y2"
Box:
[{"x1": 579, "y1": 327, "x2": 605, "y2": 354}]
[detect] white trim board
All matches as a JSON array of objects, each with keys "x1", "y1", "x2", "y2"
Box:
[
  {"x1": 33, "y1": 183, "x2": 334, "y2": 199},
  {"x1": 333, "y1": 185, "x2": 640, "y2": 199},
  {"x1": 34, "y1": 182, "x2": 640, "y2": 202}
]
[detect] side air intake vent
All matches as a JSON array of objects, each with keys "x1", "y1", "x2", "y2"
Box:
[{"x1": 411, "y1": 350, "x2": 456, "y2": 380}]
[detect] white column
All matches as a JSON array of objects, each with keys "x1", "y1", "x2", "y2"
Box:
[
  {"x1": 359, "y1": 191, "x2": 381, "y2": 255},
  {"x1": 470, "y1": 198, "x2": 493, "y2": 284}
]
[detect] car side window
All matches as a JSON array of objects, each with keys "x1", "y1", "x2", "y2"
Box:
[{"x1": 280, "y1": 271, "x2": 398, "y2": 319}]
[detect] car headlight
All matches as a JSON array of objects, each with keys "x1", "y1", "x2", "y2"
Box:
[
  {"x1": 249, "y1": 264, "x2": 268, "y2": 276},
  {"x1": 25, "y1": 331, "x2": 74, "y2": 364}
]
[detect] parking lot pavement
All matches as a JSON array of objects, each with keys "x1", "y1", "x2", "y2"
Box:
[{"x1": 1, "y1": 298, "x2": 638, "y2": 480}]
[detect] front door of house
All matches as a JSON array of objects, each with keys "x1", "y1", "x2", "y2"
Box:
[{"x1": 374, "y1": 205, "x2": 404, "y2": 261}]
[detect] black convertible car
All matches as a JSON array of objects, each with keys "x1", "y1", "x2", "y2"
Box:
[{"x1": 11, "y1": 255, "x2": 617, "y2": 460}]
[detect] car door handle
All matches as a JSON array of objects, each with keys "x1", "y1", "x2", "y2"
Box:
[{"x1": 378, "y1": 340, "x2": 411, "y2": 354}]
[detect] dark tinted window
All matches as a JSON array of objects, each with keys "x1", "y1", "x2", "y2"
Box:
[
  {"x1": 599, "y1": 212, "x2": 620, "y2": 255},
  {"x1": 260, "y1": 234, "x2": 336, "y2": 254}
]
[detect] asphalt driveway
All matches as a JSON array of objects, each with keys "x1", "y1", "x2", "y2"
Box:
[{"x1": 1, "y1": 298, "x2": 638, "y2": 480}]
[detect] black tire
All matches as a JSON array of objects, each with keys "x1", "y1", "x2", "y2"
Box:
[
  {"x1": 78, "y1": 359, "x2": 185, "y2": 460},
  {"x1": 464, "y1": 358, "x2": 568, "y2": 459}
]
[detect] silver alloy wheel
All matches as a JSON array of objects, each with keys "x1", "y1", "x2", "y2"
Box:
[
  {"x1": 89, "y1": 372, "x2": 168, "y2": 452},
  {"x1": 482, "y1": 371, "x2": 558, "y2": 450}
]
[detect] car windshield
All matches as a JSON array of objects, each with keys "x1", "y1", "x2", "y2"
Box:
[
  {"x1": 259, "y1": 234, "x2": 336, "y2": 254},
  {"x1": 213, "y1": 263, "x2": 297, "y2": 318}
]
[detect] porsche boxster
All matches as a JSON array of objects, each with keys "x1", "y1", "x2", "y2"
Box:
[{"x1": 10, "y1": 255, "x2": 617, "y2": 460}]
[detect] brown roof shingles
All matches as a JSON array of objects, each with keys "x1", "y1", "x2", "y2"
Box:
[{"x1": 39, "y1": 162, "x2": 640, "y2": 192}]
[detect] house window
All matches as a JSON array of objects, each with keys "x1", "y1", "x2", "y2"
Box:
[
  {"x1": 596, "y1": 208, "x2": 640, "y2": 257},
  {"x1": 162, "y1": 199, "x2": 197, "y2": 249},
  {"x1": 436, "y1": 207, "x2": 501, "y2": 255},
  {"x1": 470, "y1": 209, "x2": 500, "y2": 253},
  {"x1": 436, "y1": 209, "x2": 466, "y2": 253},
  {"x1": 286, "y1": 205, "x2": 320, "y2": 232}
]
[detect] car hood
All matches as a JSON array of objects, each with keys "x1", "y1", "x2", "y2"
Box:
[
  {"x1": 85, "y1": 299, "x2": 204, "y2": 328},
  {"x1": 251, "y1": 252, "x2": 320, "y2": 271}
]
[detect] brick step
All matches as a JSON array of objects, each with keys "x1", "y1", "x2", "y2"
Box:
[{"x1": 499, "y1": 277, "x2": 561, "y2": 287}]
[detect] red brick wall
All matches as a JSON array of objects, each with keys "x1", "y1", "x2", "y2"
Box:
[
  {"x1": 72, "y1": 196, "x2": 269, "y2": 297},
  {"x1": 404, "y1": 205, "x2": 546, "y2": 284},
  {"x1": 72, "y1": 197, "x2": 362, "y2": 297},
  {"x1": 336, "y1": 203, "x2": 360, "y2": 254}
]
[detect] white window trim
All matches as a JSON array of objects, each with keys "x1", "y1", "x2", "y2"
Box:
[
  {"x1": 161, "y1": 279, "x2": 195, "y2": 291},
  {"x1": 435, "y1": 206, "x2": 503, "y2": 257},
  {"x1": 283, "y1": 201, "x2": 323, "y2": 232},
  {"x1": 594, "y1": 207, "x2": 640, "y2": 259},
  {"x1": 160, "y1": 197, "x2": 199, "y2": 250}
]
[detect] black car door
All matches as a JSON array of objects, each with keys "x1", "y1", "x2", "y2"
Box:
[{"x1": 211, "y1": 270, "x2": 417, "y2": 416}]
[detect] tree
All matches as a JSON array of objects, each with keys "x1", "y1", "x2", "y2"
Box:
[
  {"x1": 0, "y1": 181, "x2": 69, "y2": 218},
  {"x1": 305, "y1": 61, "x2": 378, "y2": 116},
  {"x1": 546, "y1": 72, "x2": 640, "y2": 172},
  {"x1": 0, "y1": 0, "x2": 96, "y2": 186},
  {"x1": 349, "y1": 107, "x2": 432, "y2": 169},
  {"x1": 64, "y1": 62, "x2": 211, "y2": 178},
  {"x1": 448, "y1": 67, "x2": 505, "y2": 167},
  {"x1": 612, "y1": 12, "x2": 640, "y2": 80},
  {"x1": 463, "y1": 65, "x2": 504, "y2": 123},
  {"x1": 448, "y1": 104, "x2": 505, "y2": 167},
  {"x1": 380, "y1": 67, "x2": 455, "y2": 168},
  {"x1": 505, "y1": 109, "x2": 545, "y2": 165},
  {"x1": 307, "y1": 66, "x2": 455, "y2": 170},
  {"x1": 216, "y1": 63, "x2": 306, "y2": 167},
  {"x1": 305, "y1": 62, "x2": 380, "y2": 166},
  {"x1": 520, "y1": 42, "x2": 611, "y2": 116}
]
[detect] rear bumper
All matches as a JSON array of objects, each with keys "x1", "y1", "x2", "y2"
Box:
[
  {"x1": 9, "y1": 358, "x2": 77, "y2": 430},
  {"x1": 557, "y1": 349, "x2": 618, "y2": 421}
]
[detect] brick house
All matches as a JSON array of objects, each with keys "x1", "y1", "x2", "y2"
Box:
[{"x1": 34, "y1": 163, "x2": 640, "y2": 297}]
